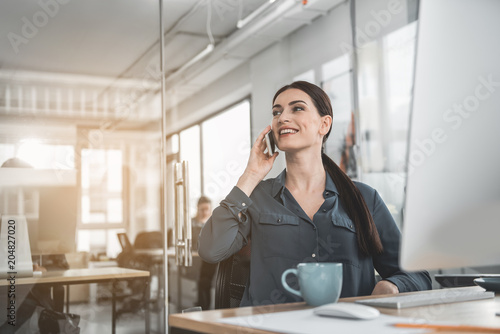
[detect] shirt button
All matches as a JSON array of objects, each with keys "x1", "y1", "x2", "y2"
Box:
[
  {"x1": 312, "y1": 253, "x2": 316, "y2": 258},
  {"x1": 322, "y1": 209, "x2": 326, "y2": 212},
  {"x1": 325, "y1": 192, "x2": 329, "y2": 196},
  {"x1": 242, "y1": 202, "x2": 246, "y2": 207},
  {"x1": 350, "y1": 225, "x2": 353, "y2": 228},
  {"x1": 277, "y1": 218, "x2": 281, "y2": 223}
]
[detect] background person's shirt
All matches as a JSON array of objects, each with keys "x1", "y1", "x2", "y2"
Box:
[
  {"x1": 192, "y1": 217, "x2": 204, "y2": 252},
  {"x1": 198, "y1": 169, "x2": 432, "y2": 306}
]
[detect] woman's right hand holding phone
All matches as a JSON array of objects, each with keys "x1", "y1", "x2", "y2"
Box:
[{"x1": 236, "y1": 125, "x2": 279, "y2": 197}]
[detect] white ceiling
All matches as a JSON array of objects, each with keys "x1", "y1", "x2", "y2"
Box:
[
  {"x1": 0, "y1": 0, "x2": 344, "y2": 126},
  {"x1": 0, "y1": 0, "x2": 269, "y2": 78},
  {"x1": 0, "y1": 0, "x2": 158, "y2": 77}
]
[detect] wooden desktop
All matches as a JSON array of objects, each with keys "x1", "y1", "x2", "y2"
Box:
[
  {"x1": 169, "y1": 288, "x2": 500, "y2": 334},
  {"x1": 0, "y1": 267, "x2": 150, "y2": 334}
]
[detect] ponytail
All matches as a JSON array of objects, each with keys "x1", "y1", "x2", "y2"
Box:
[{"x1": 322, "y1": 153, "x2": 383, "y2": 256}]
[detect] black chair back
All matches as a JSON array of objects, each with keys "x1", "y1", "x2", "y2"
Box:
[
  {"x1": 117, "y1": 233, "x2": 134, "y2": 253},
  {"x1": 215, "y1": 244, "x2": 251, "y2": 309},
  {"x1": 134, "y1": 231, "x2": 163, "y2": 249}
]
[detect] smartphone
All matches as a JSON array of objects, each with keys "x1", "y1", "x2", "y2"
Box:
[{"x1": 264, "y1": 129, "x2": 276, "y2": 157}]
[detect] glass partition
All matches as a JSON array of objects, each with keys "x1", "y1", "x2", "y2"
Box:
[{"x1": 0, "y1": 1, "x2": 165, "y2": 332}]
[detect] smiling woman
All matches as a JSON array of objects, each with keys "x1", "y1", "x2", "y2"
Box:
[
  {"x1": 198, "y1": 81, "x2": 432, "y2": 307},
  {"x1": 270, "y1": 82, "x2": 381, "y2": 254}
]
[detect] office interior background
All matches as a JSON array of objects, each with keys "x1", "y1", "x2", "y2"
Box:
[{"x1": 0, "y1": 0, "x2": 498, "y2": 333}]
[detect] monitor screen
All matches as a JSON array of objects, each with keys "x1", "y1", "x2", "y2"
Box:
[
  {"x1": 400, "y1": 0, "x2": 500, "y2": 271},
  {"x1": 30, "y1": 186, "x2": 78, "y2": 255},
  {"x1": 0, "y1": 168, "x2": 78, "y2": 255}
]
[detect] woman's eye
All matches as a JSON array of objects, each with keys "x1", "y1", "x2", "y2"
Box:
[
  {"x1": 272, "y1": 110, "x2": 282, "y2": 116},
  {"x1": 293, "y1": 106, "x2": 304, "y2": 112}
]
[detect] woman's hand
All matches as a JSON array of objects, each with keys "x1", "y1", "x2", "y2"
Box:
[
  {"x1": 236, "y1": 125, "x2": 279, "y2": 196},
  {"x1": 371, "y1": 280, "x2": 399, "y2": 295}
]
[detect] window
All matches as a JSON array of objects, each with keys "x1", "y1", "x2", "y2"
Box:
[
  {"x1": 322, "y1": 55, "x2": 356, "y2": 178},
  {"x1": 78, "y1": 148, "x2": 125, "y2": 257},
  {"x1": 81, "y1": 148, "x2": 123, "y2": 225},
  {"x1": 0, "y1": 142, "x2": 74, "y2": 169},
  {"x1": 356, "y1": 22, "x2": 418, "y2": 227},
  {"x1": 202, "y1": 100, "x2": 251, "y2": 205},
  {"x1": 17, "y1": 141, "x2": 75, "y2": 170},
  {"x1": 384, "y1": 22, "x2": 418, "y2": 172},
  {"x1": 77, "y1": 228, "x2": 125, "y2": 258}
]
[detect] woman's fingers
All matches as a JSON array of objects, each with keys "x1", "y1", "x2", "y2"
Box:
[
  {"x1": 268, "y1": 151, "x2": 279, "y2": 163},
  {"x1": 252, "y1": 125, "x2": 272, "y2": 155},
  {"x1": 253, "y1": 125, "x2": 271, "y2": 146},
  {"x1": 242, "y1": 126, "x2": 279, "y2": 182}
]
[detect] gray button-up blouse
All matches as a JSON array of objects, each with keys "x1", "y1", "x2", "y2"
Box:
[{"x1": 198, "y1": 169, "x2": 431, "y2": 306}]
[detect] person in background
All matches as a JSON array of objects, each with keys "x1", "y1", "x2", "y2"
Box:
[{"x1": 191, "y1": 196, "x2": 217, "y2": 310}]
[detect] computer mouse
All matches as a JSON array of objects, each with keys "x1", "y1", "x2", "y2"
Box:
[{"x1": 313, "y1": 302, "x2": 380, "y2": 320}]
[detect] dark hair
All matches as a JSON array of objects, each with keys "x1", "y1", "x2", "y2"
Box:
[
  {"x1": 197, "y1": 196, "x2": 212, "y2": 206},
  {"x1": 273, "y1": 81, "x2": 383, "y2": 256}
]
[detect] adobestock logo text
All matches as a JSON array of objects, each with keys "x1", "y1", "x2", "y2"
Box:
[{"x1": 7, "y1": 0, "x2": 71, "y2": 54}]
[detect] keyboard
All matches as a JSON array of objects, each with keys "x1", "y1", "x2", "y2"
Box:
[{"x1": 355, "y1": 286, "x2": 495, "y2": 309}]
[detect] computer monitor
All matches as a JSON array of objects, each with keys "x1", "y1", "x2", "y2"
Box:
[
  {"x1": 0, "y1": 168, "x2": 78, "y2": 256},
  {"x1": 30, "y1": 186, "x2": 78, "y2": 255},
  {"x1": 400, "y1": 0, "x2": 500, "y2": 271}
]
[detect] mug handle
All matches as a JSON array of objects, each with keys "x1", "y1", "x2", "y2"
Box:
[{"x1": 281, "y1": 268, "x2": 302, "y2": 297}]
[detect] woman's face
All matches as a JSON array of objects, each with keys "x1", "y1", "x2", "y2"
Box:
[{"x1": 271, "y1": 88, "x2": 331, "y2": 154}]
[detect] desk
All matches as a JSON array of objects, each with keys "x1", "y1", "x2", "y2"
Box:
[
  {"x1": 88, "y1": 260, "x2": 119, "y2": 306},
  {"x1": 169, "y1": 288, "x2": 500, "y2": 334},
  {"x1": 1, "y1": 267, "x2": 150, "y2": 334},
  {"x1": 136, "y1": 248, "x2": 164, "y2": 257},
  {"x1": 133, "y1": 247, "x2": 166, "y2": 330}
]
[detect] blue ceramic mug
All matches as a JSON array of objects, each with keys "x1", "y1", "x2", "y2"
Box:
[{"x1": 281, "y1": 262, "x2": 343, "y2": 306}]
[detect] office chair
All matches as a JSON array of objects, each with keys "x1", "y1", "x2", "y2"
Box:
[
  {"x1": 134, "y1": 231, "x2": 163, "y2": 249},
  {"x1": 214, "y1": 243, "x2": 251, "y2": 309},
  {"x1": 115, "y1": 232, "x2": 163, "y2": 318},
  {"x1": 117, "y1": 232, "x2": 134, "y2": 253},
  {"x1": 116, "y1": 232, "x2": 152, "y2": 273}
]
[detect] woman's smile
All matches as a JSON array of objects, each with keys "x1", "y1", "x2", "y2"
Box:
[{"x1": 278, "y1": 127, "x2": 299, "y2": 136}]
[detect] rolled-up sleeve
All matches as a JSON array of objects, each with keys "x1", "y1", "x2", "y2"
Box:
[
  {"x1": 370, "y1": 190, "x2": 432, "y2": 293},
  {"x1": 198, "y1": 186, "x2": 253, "y2": 263}
]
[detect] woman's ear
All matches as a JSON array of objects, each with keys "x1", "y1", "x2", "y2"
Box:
[{"x1": 319, "y1": 115, "x2": 332, "y2": 136}]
